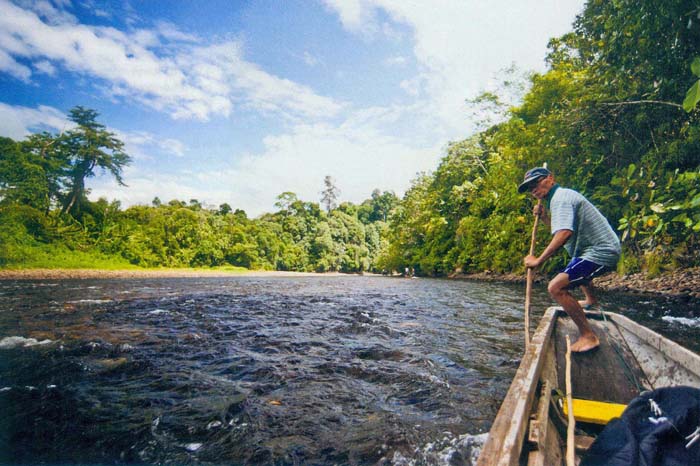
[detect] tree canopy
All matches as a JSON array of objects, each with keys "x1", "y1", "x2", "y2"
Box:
[{"x1": 379, "y1": 0, "x2": 700, "y2": 277}]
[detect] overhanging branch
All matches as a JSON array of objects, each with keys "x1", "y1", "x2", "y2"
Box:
[{"x1": 599, "y1": 100, "x2": 684, "y2": 110}]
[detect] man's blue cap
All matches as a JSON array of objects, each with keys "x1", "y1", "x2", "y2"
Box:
[{"x1": 518, "y1": 167, "x2": 551, "y2": 193}]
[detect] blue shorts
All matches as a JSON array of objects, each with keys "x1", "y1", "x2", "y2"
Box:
[{"x1": 563, "y1": 257, "x2": 609, "y2": 288}]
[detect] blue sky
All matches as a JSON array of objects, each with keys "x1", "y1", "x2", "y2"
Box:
[{"x1": 0, "y1": 0, "x2": 584, "y2": 216}]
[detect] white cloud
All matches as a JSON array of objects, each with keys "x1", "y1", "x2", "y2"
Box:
[
  {"x1": 324, "y1": 0, "x2": 583, "y2": 135},
  {"x1": 302, "y1": 51, "x2": 319, "y2": 66},
  {"x1": 186, "y1": 42, "x2": 344, "y2": 119},
  {"x1": 90, "y1": 170, "x2": 214, "y2": 206},
  {"x1": 0, "y1": 49, "x2": 31, "y2": 81},
  {"x1": 322, "y1": 0, "x2": 375, "y2": 35},
  {"x1": 155, "y1": 21, "x2": 200, "y2": 43},
  {"x1": 229, "y1": 120, "x2": 441, "y2": 209},
  {"x1": 93, "y1": 8, "x2": 109, "y2": 19},
  {"x1": 381, "y1": 21, "x2": 403, "y2": 42},
  {"x1": 0, "y1": 0, "x2": 343, "y2": 121},
  {"x1": 385, "y1": 55, "x2": 407, "y2": 66},
  {"x1": 19, "y1": 0, "x2": 78, "y2": 25},
  {"x1": 114, "y1": 129, "x2": 187, "y2": 159},
  {"x1": 399, "y1": 75, "x2": 425, "y2": 97},
  {"x1": 0, "y1": 102, "x2": 71, "y2": 138},
  {"x1": 158, "y1": 138, "x2": 186, "y2": 157},
  {"x1": 88, "y1": 109, "x2": 443, "y2": 216},
  {"x1": 33, "y1": 59, "x2": 55, "y2": 75}
]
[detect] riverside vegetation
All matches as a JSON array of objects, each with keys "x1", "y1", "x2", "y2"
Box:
[{"x1": 1, "y1": 0, "x2": 700, "y2": 281}]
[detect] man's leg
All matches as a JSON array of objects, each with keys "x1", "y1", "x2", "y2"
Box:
[
  {"x1": 578, "y1": 283, "x2": 597, "y2": 309},
  {"x1": 548, "y1": 273, "x2": 600, "y2": 352}
]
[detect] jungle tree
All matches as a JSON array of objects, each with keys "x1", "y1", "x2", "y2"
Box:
[{"x1": 59, "y1": 106, "x2": 131, "y2": 218}]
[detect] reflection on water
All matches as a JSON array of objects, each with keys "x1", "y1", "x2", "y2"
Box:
[{"x1": 0, "y1": 276, "x2": 697, "y2": 465}]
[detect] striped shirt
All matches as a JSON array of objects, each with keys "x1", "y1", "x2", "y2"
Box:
[{"x1": 547, "y1": 185, "x2": 621, "y2": 268}]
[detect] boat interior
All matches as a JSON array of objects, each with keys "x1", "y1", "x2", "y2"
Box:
[{"x1": 523, "y1": 309, "x2": 700, "y2": 464}]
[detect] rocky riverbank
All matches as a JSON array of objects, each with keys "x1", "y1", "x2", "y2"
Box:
[{"x1": 452, "y1": 267, "x2": 700, "y2": 303}]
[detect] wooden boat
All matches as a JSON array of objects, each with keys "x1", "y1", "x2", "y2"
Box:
[{"x1": 477, "y1": 307, "x2": 700, "y2": 465}]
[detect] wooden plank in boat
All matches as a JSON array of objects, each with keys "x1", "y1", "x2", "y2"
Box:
[
  {"x1": 611, "y1": 312, "x2": 700, "y2": 387},
  {"x1": 554, "y1": 316, "x2": 647, "y2": 405},
  {"x1": 476, "y1": 307, "x2": 559, "y2": 466}
]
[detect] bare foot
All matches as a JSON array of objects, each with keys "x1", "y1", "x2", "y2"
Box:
[{"x1": 570, "y1": 334, "x2": 600, "y2": 353}]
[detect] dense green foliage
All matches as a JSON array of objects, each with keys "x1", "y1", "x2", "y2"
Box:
[
  {"x1": 3, "y1": 2, "x2": 700, "y2": 276},
  {"x1": 0, "y1": 115, "x2": 398, "y2": 271},
  {"x1": 380, "y1": 0, "x2": 700, "y2": 277},
  {"x1": 0, "y1": 191, "x2": 398, "y2": 272}
]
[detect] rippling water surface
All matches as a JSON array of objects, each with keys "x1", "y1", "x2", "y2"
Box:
[{"x1": 0, "y1": 275, "x2": 698, "y2": 465}]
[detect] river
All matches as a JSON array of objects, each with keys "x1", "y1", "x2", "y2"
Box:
[{"x1": 1, "y1": 275, "x2": 698, "y2": 465}]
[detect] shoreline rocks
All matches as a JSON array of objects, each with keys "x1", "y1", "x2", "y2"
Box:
[{"x1": 451, "y1": 267, "x2": 700, "y2": 303}]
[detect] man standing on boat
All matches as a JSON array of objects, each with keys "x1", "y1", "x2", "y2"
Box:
[{"x1": 518, "y1": 167, "x2": 621, "y2": 352}]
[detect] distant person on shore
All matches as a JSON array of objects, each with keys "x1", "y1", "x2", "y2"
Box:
[{"x1": 519, "y1": 167, "x2": 621, "y2": 352}]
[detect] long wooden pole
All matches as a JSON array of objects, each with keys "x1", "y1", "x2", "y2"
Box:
[
  {"x1": 524, "y1": 199, "x2": 542, "y2": 348},
  {"x1": 565, "y1": 335, "x2": 576, "y2": 466}
]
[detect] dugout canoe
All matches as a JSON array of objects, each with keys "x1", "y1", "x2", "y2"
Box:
[{"x1": 477, "y1": 307, "x2": 700, "y2": 465}]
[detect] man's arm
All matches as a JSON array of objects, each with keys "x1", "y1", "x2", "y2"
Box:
[{"x1": 524, "y1": 229, "x2": 572, "y2": 268}]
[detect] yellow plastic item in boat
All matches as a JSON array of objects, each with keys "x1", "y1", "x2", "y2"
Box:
[{"x1": 562, "y1": 398, "x2": 627, "y2": 425}]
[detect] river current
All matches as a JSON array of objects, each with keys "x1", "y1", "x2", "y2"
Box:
[{"x1": 0, "y1": 275, "x2": 698, "y2": 465}]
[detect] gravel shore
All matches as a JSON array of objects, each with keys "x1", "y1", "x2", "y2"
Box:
[{"x1": 452, "y1": 267, "x2": 700, "y2": 303}]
